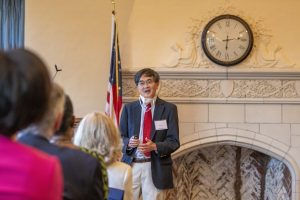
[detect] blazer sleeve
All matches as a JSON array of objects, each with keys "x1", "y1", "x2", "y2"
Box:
[
  {"x1": 119, "y1": 104, "x2": 135, "y2": 155},
  {"x1": 120, "y1": 105, "x2": 129, "y2": 150}
]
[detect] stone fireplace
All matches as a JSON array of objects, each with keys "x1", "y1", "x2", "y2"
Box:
[
  {"x1": 123, "y1": 68, "x2": 300, "y2": 200},
  {"x1": 168, "y1": 144, "x2": 291, "y2": 199}
]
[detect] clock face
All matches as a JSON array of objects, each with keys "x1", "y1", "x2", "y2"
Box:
[{"x1": 201, "y1": 15, "x2": 253, "y2": 66}]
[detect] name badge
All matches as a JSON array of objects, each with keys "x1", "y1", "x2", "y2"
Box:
[{"x1": 154, "y1": 120, "x2": 168, "y2": 130}]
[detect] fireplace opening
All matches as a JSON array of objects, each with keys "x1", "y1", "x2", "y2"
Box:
[{"x1": 166, "y1": 145, "x2": 292, "y2": 200}]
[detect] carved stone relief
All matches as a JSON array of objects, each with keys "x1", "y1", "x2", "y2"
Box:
[
  {"x1": 232, "y1": 80, "x2": 282, "y2": 98},
  {"x1": 220, "y1": 80, "x2": 234, "y2": 97},
  {"x1": 122, "y1": 79, "x2": 137, "y2": 97},
  {"x1": 159, "y1": 80, "x2": 209, "y2": 97},
  {"x1": 162, "y1": 5, "x2": 295, "y2": 69},
  {"x1": 123, "y1": 78, "x2": 300, "y2": 100}
]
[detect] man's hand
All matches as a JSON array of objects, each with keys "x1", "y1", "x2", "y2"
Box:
[
  {"x1": 128, "y1": 136, "x2": 140, "y2": 148},
  {"x1": 138, "y1": 138, "x2": 157, "y2": 153}
]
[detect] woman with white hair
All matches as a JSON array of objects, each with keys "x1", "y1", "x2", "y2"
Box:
[{"x1": 74, "y1": 112, "x2": 132, "y2": 200}]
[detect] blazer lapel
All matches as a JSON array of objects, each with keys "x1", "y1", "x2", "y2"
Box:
[
  {"x1": 132, "y1": 101, "x2": 141, "y2": 137},
  {"x1": 152, "y1": 98, "x2": 165, "y2": 139}
]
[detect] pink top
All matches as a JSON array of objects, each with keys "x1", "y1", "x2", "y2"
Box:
[{"x1": 0, "y1": 135, "x2": 63, "y2": 200}]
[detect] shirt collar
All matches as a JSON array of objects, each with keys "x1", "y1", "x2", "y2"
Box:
[{"x1": 139, "y1": 95, "x2": 157, "y2": 107}]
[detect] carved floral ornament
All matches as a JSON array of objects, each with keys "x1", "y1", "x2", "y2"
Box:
[
  {"x1": 162, "y1": 6, "x2": 295, "y2": 69},
  {"x1": 123, "y1": 78, "x2": 300, "y2": 100}
]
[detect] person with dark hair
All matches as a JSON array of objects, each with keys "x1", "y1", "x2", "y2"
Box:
[
  {"x1": 0, "y1": 49, "x2": 63, "y2": 200},
  {"x1": 51, "y1": 95, "x2": 109, "y2": 199},
  {"x1": 18, "y1": 84, "x2": 105, "y2": 200},
  {"x1": 119, "y1": 68, "x2": 180, "y2": 200},
  {"x1": 51, "y1": 95, "x2": 76, "y2": 149},
  {"x1": 0, "y1": 49, "x2": 52, "y2": 136}
]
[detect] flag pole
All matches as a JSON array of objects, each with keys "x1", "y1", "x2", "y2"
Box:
[
  {"x1": 112, "y1": 0, "x2": 119, "y2": 107},
  {"x1": 105, "y1": 0, "x2": 122, "y2": 125},
  {"x1": 111, "y1": 0, "x2": 116, "y2": 14}
]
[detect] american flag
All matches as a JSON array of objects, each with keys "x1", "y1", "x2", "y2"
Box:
[{"x1": 105, "y1": 11, "x2": 122, "y2": 125}]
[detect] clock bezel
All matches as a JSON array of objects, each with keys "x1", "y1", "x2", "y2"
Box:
[{"x1": 201, "y1": 14, "x2": 254, "y2": 67}]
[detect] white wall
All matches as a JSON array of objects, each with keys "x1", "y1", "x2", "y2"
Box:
[{"x1": 25, "y1": 0, "x2": 131, "y2": 117}]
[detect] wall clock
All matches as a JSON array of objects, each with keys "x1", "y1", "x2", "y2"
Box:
[{"x1": 201, "y1": 14, "x2": 254, "y2": 66}]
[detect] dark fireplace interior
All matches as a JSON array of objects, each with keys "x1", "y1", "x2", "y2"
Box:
[{"x1": 165, "y1": 145, "x2": 292, "y2": 200}]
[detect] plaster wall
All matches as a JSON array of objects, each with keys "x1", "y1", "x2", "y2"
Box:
[{"x1": 25, "y1": 0, "x2": 300, "y2": 116}]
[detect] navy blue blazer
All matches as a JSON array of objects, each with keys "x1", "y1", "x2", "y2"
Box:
[
  {"x1": 119, "y1": 97, "x2": 180, "y2": 189},
  {"x1": 18, "y1": 133, "x2": 104, "y2": 200}
]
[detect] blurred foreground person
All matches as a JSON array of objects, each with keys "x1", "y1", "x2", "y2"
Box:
[
  {"x1": 74, "y1": 112, "x2": 133, "y2": 200},
  {"x1": 0, "y1": 49, "x2": 63, "y2": 200},
  {"x1": 51, "y1": 95, "x2": 109, "y2": 199},
  {"x1": 18, "y1": 84, "x2": 105, "y2": 200}
]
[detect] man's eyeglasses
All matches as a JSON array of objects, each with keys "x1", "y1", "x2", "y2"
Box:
[{"x1": 138, "y1": 79, "x2": 153, "y2": 87}]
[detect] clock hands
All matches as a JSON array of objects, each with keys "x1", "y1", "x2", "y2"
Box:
[
  {"x1": 223, "y1": 37, "x2": 241, "y2": 42},
  {"x1": 222, "y1": 36, "x2": 241, "y2": 50},
  {"x1": 225, "y1": 35, "x2": 229, "y2": 50}
]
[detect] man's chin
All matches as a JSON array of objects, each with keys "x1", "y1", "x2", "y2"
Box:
[
  {"x1": 142, "y1": 94, "x2": 151, "y2": 98},
  {"x1": 144, "y1": 95, "x2": 155, "y2": 99}
]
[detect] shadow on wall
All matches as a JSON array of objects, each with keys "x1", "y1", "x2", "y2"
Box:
[{"x1": 165, "y1": 145, "x2": 291, "y2": 200}]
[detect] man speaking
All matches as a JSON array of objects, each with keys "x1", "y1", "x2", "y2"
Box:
[{"x1": 119, "y1": 68, "x2": 180, "y2": 200}]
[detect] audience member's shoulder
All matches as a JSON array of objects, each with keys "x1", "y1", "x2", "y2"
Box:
[
  {"x1": 60, "y1": 145, "x2": 100, "y2": 164},
  {"x1": 79, "y1": 147, "x2": 107, "y2": 164},
  {"x1": 21, "y1": 142, "x2": 55, "y2": 160},
  {"x1": 4, "y1": 136, "x2": 59, "y2": 166},
  {"x1": 22, "y1": 143, "x2": 61, "y2": 171},
  {"x1": 110, "y1": 161, "x2": 132, "y2": 171},
  {"x1": 107, "y1": 161, "x2": 132, "y2": 181}
]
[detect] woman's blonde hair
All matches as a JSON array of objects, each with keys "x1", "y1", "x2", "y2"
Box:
[{"x1": 74, "y1": 112, "x2": 122, "y2": 165}]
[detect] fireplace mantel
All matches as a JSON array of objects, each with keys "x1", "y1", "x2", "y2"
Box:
[
  {"x1": 123, "y1": 67, "x2": 300, "y2": 200},
  {"x1": 123, "y1": 68, "x2": 300, "y2": 104},
  {"x1": 123, "y1": 68, "x2": 300, "y2": 80}
]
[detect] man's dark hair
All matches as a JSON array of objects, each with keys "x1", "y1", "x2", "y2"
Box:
[
  {"x1": 56, "y1": 94, "x2": 74, "y2": 135},
  {"x1": 0, "y1": 49, "x2": 52, "y2": 137},
  {"x1": 134, "y1": 68, "x2": 160, "y2": 86}
]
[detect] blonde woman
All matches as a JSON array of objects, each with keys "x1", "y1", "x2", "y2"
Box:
[{"x1": 74, "y1": 112, "x2": 132, "y2": 200}]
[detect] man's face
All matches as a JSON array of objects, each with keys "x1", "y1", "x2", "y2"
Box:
[{"x1": 137, "y1": 75, "x2": 159, "y2": 99}]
